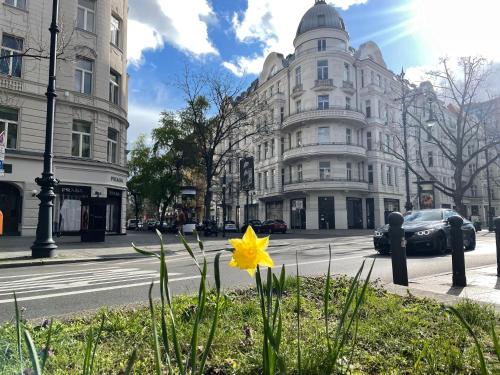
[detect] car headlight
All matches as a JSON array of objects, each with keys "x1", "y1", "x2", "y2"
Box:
[
  {"x1": 417, "y1": 228, "x2": 436, "y2": 236},
  {"x1": 374, "y1": 230, "x2": 384, "y2": 237}
]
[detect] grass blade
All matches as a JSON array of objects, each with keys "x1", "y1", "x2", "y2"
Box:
[
  {"x1": 148, "y1": 282, "x2": 162, "y2": 375},
  {"x1": 492, "y1": 322, "x2": 500, "y2": 361},
  {"x1": 132, "y1": 243, "x2": 160, "y2": 259},
  {"x1": 296, "y1": 250, "x2": 302, "y2": 375},
  {"x1": 13, "y1": 292, "x2": 23, "y2": 374},
  {"x1": 324, "y1": 244, "x2": 332, "y2": 354},
  {"x1": 82, "y1": 327, "x2": 93, "y2": 375},
  {"x1": 194, "y1": 230, "x2": 204, "y2": 253},
  {"x1": 40, "y1": 319, "x2": 53, "y2": 371},
  {"x1": 178, "y1": 231, "x2": 201, "y2": 271},
  {"x1": 447, "y1": 306, "x2": 488, "y2": 375},
  {"x1": 88, "y1": 314, "x2": 105, "y2": 375},
  {"x1": 23, "y1": 329, "x2": 42, "y2": 375},
  {"x1": 124, "y1": 349, "x2": 137, "y2": 375}
]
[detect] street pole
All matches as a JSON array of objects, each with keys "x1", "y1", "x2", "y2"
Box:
[
  {"x1": 400, "y1": 69, "x2": 413, "y2": 212},
  {"x1": 222, "y1": 173, "x2": 226, "y2": 237},
  {"x1": 245, "y1": 190, "x2": 250, "y2": 224},
  {"x1": 31, "y1": 0, "x2": 60, "y2": 258},
  {"x1": 485, "y1": 143, "x2": 494, "y2": 231}
]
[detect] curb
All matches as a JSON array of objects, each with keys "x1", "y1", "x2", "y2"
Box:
[{"x1": 0, "y1": 243, "x2": 291, "y2": 269}]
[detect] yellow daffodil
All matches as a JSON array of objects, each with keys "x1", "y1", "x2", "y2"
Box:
[{"x1": 228, "y1": 226, "x2": 274, "y2": 276}]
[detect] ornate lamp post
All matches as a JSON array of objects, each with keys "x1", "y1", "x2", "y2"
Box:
[{"x1": 31, "y1": 0, "x2": 60, "y2": 258}]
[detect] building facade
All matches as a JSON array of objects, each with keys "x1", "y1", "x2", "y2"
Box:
[
  {"x1": 220, "y1": 0, "x2": 500, "y2": 230},
  {"x1": 0, "y1": 0, "x2": 128, "y2": 236}
]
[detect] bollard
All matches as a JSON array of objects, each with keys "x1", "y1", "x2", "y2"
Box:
[
  {"x1": 449, "y1": 215, "x2": 466, "y2": 287},
  {"x1": 388, "y1": 212, "x2": 408, "y2": 286},
  {"x1": 495, "y1": 217, "x2": 500, "y2": 276}
]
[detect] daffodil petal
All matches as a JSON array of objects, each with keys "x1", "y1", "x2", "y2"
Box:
[
  {"x1": 258, "y1": 250, "x2": 274, "y2": 268},
  {"x1": 246, "y1": 267, "x2": 256, "y2": 277},
  {"x1": 256, "y1": 236, "x2": 269, "y2": 251},
  {"x1": 228, "y1": 238, "x2": 244, "y2": 250},
  {"x1": 242, "y1": 225, "x2": 257, "y2": 244},
  {"x1": 229, "y1": 257, "x2": 238, "y2": 268}
]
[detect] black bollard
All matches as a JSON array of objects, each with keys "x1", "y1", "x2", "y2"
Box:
[
  {"x1": 388, "y1": 212, "x2": 408, "y2": 286},
  {"x1": 495, "y1": 217, "x2": 500, "y2": 276},
  {"x1": 449, "y1": 215, "x2": 466, "y2": 287}
]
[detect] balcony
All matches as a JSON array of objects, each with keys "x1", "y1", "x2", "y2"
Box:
[
  {"x1": 341, "y1": 80, "x2": 355, "y2": 94},
  {"x1": 282, "y1": 106, "x2": 366, "y2": 128},
  {"x1": 0, "y1": 76, "x2": 23, "y2": 91},
  {"x1": 282, "y1": 142, "x2": 366, "y2": 161},
  {"x1": 283, "y1": 177, "x2": 369, "y2": 193},
  {"x1": 313, "y1": 79, "x2": 335, "y2": 91},
  {"x1": 291, "y1": 84, "x2": 304, "y2": 99}
]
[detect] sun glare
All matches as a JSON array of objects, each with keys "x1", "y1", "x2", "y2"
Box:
[{"x1": 410, "y1": 0, "x2": 500, "y2": 61}]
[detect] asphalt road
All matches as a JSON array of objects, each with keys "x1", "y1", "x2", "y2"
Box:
[{"x1": 0, "y1": 232, "x2": 497, "y2": 323}]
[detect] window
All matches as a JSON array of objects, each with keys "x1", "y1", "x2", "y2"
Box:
[
  {"x1": 318, "y1": 126, "x2": 330, "y2": 144},
  {"x1": 258, "y1": 173, "x2": 262, "y2": 190},
  {"x1": 271, "y1": 169, "x2": 275, "y2": 188},
  {"x1": 264, "y1": 171, "x2": 268, "y2": 189},
  {"x1": 107, "y1": 128, "x2": 118, "y2": 163},
  {"x1": 228, "y1": 161, "x2": 233, "y2": 174},
  {"x1": 296, "y1": 131, "x2": 302, "y2": 147},
  {"x1": 281, "y1": 168, "x2": 285, "y2": 186},
  {"x1": 288, "y1": 133, "x2": 292, "y2": 149},
  {"x1": 379, "y1": 132, "x2": 383, "y2": 151},
  {"x1": 345, "y1": 97, "x2": 351, "y2": 110},
  {"x1": 0, "y1": 106, "x2": 18, "y2": 149},
  {"x1": 296, "y1": 100, "x2": 302, "y2": 113},
  {"x1": 368, "y1": 165, "x2": 373, "y2": 184},
  {"x1": 264, "y1": 142, "x2": 268, "y2": 159},
  {"x1": 280, "y1": 107, "x2": 284, "y2": 123},
  {"x1": 280, "y1": 137, "x2": 285, "y2": 155},
  {"x1": 0, "y1": 35, "x2": 23, "y2": 77},
  {"x1": 427, "y1": 127, "x2": 433, "y2": 141},
  {"x1": 318, "y1": 95, "x2": 329, "y2": 110},
  {"x1": 317, "y1": 60, "x2": 328, "y2": 80},
  {"x1": 318, "y1": 39, "x2": 326, "y2": 51},
  {"x1": 257, "y1": 145, "x2": 261, "y2": 161},
  {"x1": 346, "y1": 128, "x2": 352, "y2": 144},
  {"x1": 109, "y1": 70, "x2": 120, "y2": 104},
  {"x1": 381, "y1": 165, "x2": 385, "y2": 185},
  {"x1": 297, "y1": 164, "x2": 303, "y2": 182},
  {"x1": 270, "y1": 108, "x2": 274, "y2": 124},
  {"x1": 385, "y1": 134, "x2": 390, "y2": 152},
  {"x1": 361, "y1": 69, "x2": 365, "y2": 87},
  {"x1": 110, "y1": 15, "x2": 121, "y2": 47},
  {"x1": 289, "y1": 165, "x2": 292, "y2": 183},
  {"x1": 75, "y1": 57, "x2": 93, "y2": 94},
  {"x1": 77, "y1": 0, "x2": 95, "y2": 32},
  {"x1": 395, "y1": 167, "x2": 399, "y2": 186},
  {"x1": 365, "y1": 100, "x2": 371, "y2": 118},
  {"x1": 387, "y1": 166, "x2": 392, "y2": 186},
  {"x1": 277, "y1": 81, "x2": 281, "y2": 93},
  {"x1": 5, "y1": 0, "x2": 26, "y2": 9},
  {"x1": 377, "y1": 74, "x2": 382, "y2": 87},
  {"x1": 72, "y1": 120, "x2": 91, "y2": 158},
  {"x1": 269, "y1": 85, "x2": 273, "y2": 97},
  {"x1": 295, "y1": 66, "x2": 301, "y2": 86},
  {"x1": 370, "y1": 70, "x2": 374, "y2": 84},
  {"x1": 416, "y1": 150, "x2": 421, "y2": 166},
  {"x1": 318, "y1": 14, "x2": 325, "y2": 26},
  {"x1": 344, "y1": 62, "x2": 350, "y2": 81},
  {"x1": 367, "y1": 132, "x2": 372, "y2": 150},
  {"x1": 319, "y1": 161, "x2": 331, "y2": 180},
  {"x1": 428, "y1": 151, "x2": 434, "y2": 167},
  {"x1": 346, "y1": 163, "x2": 352, "y2": 181},
  {"x1": 271, "y1": 139, "x2": 275, "y2": 157},
  {"x1": 378, "y1": 100, "x2": 382, "y2": 118}
]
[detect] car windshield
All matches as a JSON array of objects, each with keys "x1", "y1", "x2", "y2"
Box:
[{"x1": 404, "y1": 210, "x2": 443, "y2": 222}]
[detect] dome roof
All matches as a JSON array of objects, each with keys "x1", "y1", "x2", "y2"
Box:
[{"x1": 296, "y1": 1, "x2": 346, "y2": 37}]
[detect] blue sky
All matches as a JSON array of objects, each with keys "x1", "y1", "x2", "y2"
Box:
[{"x1": 126, "y1": 0, "x2": 500, "y2": 144}]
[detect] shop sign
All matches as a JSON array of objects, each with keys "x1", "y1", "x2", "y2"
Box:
[
  {"x1": 107, "y1": 188, "x2": 122, "y2": 198},
  {"x1": 56, "y1": 185, "x2": 91, "y2": 196},
  {"x1": 110, "y1": 176, "x2": 125, "y2": 184},
  {"x1": 240, "y1": 157, "x2": 255, "y2": 190}
]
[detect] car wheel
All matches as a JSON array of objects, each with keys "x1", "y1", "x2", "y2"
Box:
[
  {"x1": 465, "y1": 232, "x2": 476, "y2": 250},
  {"x1": 434, "y1": 232, "x2": 447, "y2": 255}
]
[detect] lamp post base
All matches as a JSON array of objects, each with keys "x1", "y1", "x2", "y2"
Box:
[{"x1": 31, "y1": 242, "x2": 57, "y2": 258}]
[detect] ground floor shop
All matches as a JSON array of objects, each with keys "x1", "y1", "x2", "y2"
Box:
[{"x1": 0, "y1": 156, "x2": 127, "y2": 236}]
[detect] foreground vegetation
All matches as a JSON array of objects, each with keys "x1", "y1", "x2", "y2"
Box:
[{"x1": 0, "y1": 276, "x2": 499, "y2": 374}]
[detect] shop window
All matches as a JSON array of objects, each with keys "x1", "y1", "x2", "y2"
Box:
[{"x1": 0, "y1": 106, "x2": 18, "y2": 149}]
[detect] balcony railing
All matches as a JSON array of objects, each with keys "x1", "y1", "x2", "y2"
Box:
[
  {"x1": 313, "y1": 79, "x2": 334, "y2": 90},
  {"x1": 283, "y1": 177, "x2": 369, "y2": 192},
  {"x1": 284, "y1": 176, "x2": 367, "y2": 186},
  {"x1": 283, "y1": 106, "x2": 366, "y2": 128},
  {"x1": 282, "y1": 142, "x2": 367, "y2": 161},
  {"x1": 0, "y1": 76, "x2": 23, "y2": 91}
]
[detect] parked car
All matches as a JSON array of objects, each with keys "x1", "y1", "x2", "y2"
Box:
[
  {"x1": 241, "y1": 219, "x2": 262, "y2": 233},
  {"x1": 199, "y1": 220, "x2": 218, "y2": 237},
  {"x1": 127, "y1": 219, "x2": 143, "y2": 230},
  {"x1": 182, "y1": 221, "x2": 198, "y2": 234},
  {"x1": 147, "y1": 220, "x2": 159, "y2": 231},
  {"x1": 373, "y1": 209, "x2": 476, "y2": 255},
  {"x1": 223, "y1": 220, "x2": 238, "y2": 233},
  {"x1": 157, "y1": 221, "x2": 177, "y2": 234},
  {"x1": 260, "y1": 219, "x2": 287, "y2": 234}
]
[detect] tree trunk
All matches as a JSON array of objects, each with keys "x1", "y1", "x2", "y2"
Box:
[
  {"x1": 453, "y1": 193, "x2": 467, "y2": 217},
  {"x1": 204, "y1": 189, "x2": 212, "y2": 221}
]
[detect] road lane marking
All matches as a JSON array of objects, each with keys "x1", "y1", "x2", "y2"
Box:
[
  {"x1": 0, "y1": 275, "x2": 202, "y2": 304},
  {"x1": 0, "y1": 266, "x2": 122, "y2": 279},
  {"x1": 272, "y1": 254, "x2": 369, "y2": 269}
]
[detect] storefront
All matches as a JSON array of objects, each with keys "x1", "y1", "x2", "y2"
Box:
[
  {"x1": 0, "y1": 181, "x2": 22, "y2": 235},
  {"x1": 347, "y1": 197, "x2": 363, "y2": 229},
  {"x1": 266, "y1": 201, "x2": 283, "y2": 220},
  {"x1": 54, "y1": 185, "x2": 91, "y2": 235},
  {"x1": 290, "y1": 198, "x2": 306, "y2": 229},
  {"x1": 318, "y1": 197, "x2": 335, "y2": 229},
  {"x1": 106, "y1": 188, "x2": 122, "y2": 234},
  {"x1": 384, "y1": 198, "x2": 400, "y2": 224}
]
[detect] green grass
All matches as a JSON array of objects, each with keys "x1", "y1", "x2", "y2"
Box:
[{"x1": 1, "y1": 276, "x2": 499, "y2": 374}]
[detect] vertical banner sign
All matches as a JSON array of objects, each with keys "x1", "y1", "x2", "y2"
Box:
[
  {"x1": 0, "y1": 131, "x2": 5, "y2": 176},
  {"x1": 239, "y1": 157, "x2": 255, "y2": 191},
  {"x1": 419, "y1": 182, "x2": 435, "y2": 209}
]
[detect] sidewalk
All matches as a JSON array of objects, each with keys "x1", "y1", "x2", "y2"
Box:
[{"x1": 385, "y1": 265, "x2": 500, "y2": 312}]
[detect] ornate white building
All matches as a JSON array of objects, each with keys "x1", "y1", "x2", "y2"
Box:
[
  {"x1": 0, "y1": 0, "x2": 128, "y2": 236},
  {"x1": 221, "y1": 0, "x2": 500, "y2": 230}
]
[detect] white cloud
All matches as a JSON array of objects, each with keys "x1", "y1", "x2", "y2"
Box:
[
  {"x1": 127, "y1": 103, "x2": 164, "y2": 145},
  {"x1": 224, "y1": 0, "x2": 367, "y2": 76},
  {"x1": 128, "y1": 0, "x2": 218, "y2": 67}
]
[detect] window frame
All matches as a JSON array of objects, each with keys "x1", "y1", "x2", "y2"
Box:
[
  {"x1": 318, "y1": 126, "x2": 330, "y2": 144},
  {"x1": 346, "y1": 162, "x2": 352, "y2": 181},
  {"x1": 75, "y1": 57, "x2": 93, "y2": 95},
  {"x1": 110, "y1": 14, "x2": 121, "y2": 47},
  {"x1": 5, "y1": 0, "x2": 26, "y2": 10},
  {"x1": 295, "y1": 66, "x2": 301, "y2": 86},
  {"x1": 317, "y1": 39, "x2": 326, "y2": 51},
  {"x1": 368, "y1": 165, "x2": 373, "y2": 184},
  {"x1": 297, "y1": 164, "x2": 303, "y2": 182},
  {"x1": 107, "y1": 128, "x2": 118, "y2": 163},
  {"x1": 318, "y1": 95, "x2": 329, "y2": 110},
  {"x1": 109, "y1": 70, "x2": 120, "y2": 104},
  {"x1": 319, "y1": 161, "x2": 331, "y2": 180},
  {"x1": 71, "y1": 120, "x2": 92, "y2": 158},
  {"x1": 317, "y1": 60, "x2": 328, "y2": 80},
  {"x1": 1, "y1": 34, "x2": 23, "y2": 77},
  {"x1": 77, "y1": 0, "x2": 96, "y2": 33},
  {"x1": 0, "y1": 106, "x2": 19, "y2": 149}
]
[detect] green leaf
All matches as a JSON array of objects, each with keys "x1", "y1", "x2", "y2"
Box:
[
  {"x1": 89, "y1": 314, "x2": 106, "y2": 375},
  {"x1": 148, "y1": 282, "x2": 162, "y2": 375},
  {"x1": 194, "y1": 230, "x2": 204, "y2": 252},
  {"x1": 132, "y1": 243, "x2": 160, "y2": 259},
  {"x1": 124, "y1": 349, "x2": 137, "y2": 375},
  {"x1": 447, "y1": 306, "x2": 488, "y2": 375},
  {"x1": 296, "y1": 250, "x2": 302, "y2": 375},
  {"x1": 179, "y1": 232, "x2": 201, "y2": 271},
  {"x1": 324, "y1": 244, "x2": 332, "y2": 354},
  {"x1": 82, "y1": 327, "x2": 93, "y2": 375},
  {"x1": 492, "y1": 322, "x2": 500, "y2": 361},
  {"x1": 23, "y1": 329, "x2": 42, "y2": 375},
  {"x1": 41, "y1": 319, "x2": 53, "y2": 371},
  {"x1": 13, "y1": 292, "x2": 23, "y2": 375}
]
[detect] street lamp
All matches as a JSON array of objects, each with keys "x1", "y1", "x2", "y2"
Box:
[
  {"x1": 221, "y1": 173, "x2": 227, "y2": 237},
  {"x1": 31, "y1": 0, "x2": 60, "y2": 258},
  {"x1": 399, "y1": 68, "x2": 413, "y2": 212},
  {"x1": 425, "y1": 96, "x2": 437, "y2": 128}
]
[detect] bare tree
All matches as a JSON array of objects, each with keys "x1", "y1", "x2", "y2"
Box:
[
  {"x1": 391, "y1": 57, "x2": 500, "y2": 215},
  {"x1": 178, "y1": 67, "x2": 268, "y2": 220}
]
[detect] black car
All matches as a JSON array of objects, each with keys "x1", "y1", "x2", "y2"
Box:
[
  {"x1": 241, "y1": 219, "x2": 262, "y2": 233},
  {"x1": 198, "y1": 220, "x2": 218, "y2": 237},
  {"x1": 373, "y1": 209, "x2": 476, "y2": 255}
]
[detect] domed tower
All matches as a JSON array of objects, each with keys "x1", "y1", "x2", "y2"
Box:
[{"x1": 294, "y1": 0, "x2": 349, "y2": 53}]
